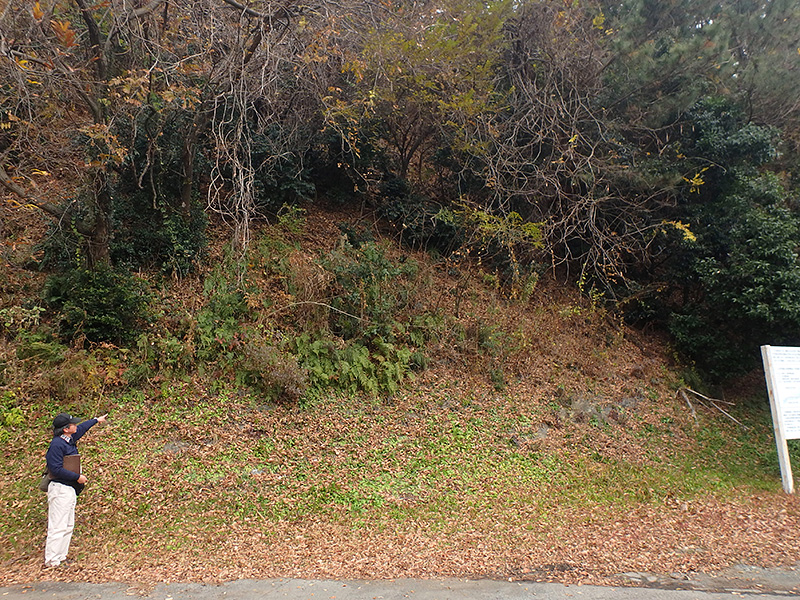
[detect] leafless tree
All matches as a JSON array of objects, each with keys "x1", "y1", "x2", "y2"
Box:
[{"x1": 472, "y1": 1, "x2": 669, "y2": 291}]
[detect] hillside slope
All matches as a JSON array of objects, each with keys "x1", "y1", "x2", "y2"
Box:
[{"x1": 1, "y1": 202, "x2": 799, "y2": 588}]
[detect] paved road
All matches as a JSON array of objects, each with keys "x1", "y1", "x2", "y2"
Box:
[{"x1": 1, "y1": 578, "x2": 798, "y2": 600}]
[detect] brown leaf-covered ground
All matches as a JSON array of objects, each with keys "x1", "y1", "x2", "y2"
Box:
[{"x1": 3, "y1": 369, "x2": 800, "y2": 590}]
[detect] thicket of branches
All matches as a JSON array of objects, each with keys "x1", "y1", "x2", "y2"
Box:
[{"x1": 2, "y1": 0, "x2": 800, "y2": 379}]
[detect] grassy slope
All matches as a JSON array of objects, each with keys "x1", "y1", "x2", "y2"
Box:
[{"x1": 1, "y1": 204, "x2": 800, "y2": 586}]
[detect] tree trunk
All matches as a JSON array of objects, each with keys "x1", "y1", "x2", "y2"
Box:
[
  {"x1": 85, "y1": 173, "x2": 113, "y2": 268},
  {"x1": 180, "y1": 108, "x2": 212, "y2": 216}
]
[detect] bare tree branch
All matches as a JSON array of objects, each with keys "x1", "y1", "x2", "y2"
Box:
[
  {"x1": 132, "y1": 0, "x2": 167, "y2": 18},
  {"x1": 0, "y1": 163, "x2": 92, "y2": 235}
]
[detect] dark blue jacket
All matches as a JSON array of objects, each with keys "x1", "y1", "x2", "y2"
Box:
[{"x1": 46, "y1": 418, "x2": 97, "y2": 493}]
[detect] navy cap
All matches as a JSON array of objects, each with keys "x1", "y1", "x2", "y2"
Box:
[{"x1": 53, "y1": 413, "x2": 81, "y2": 430}]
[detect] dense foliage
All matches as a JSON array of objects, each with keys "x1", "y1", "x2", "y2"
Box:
[
  {"x1": 43, "y1": 267, "x2": 150, "y2": 344},
  {"x1": 2, "y1": 0, "x2": 800, "y2": 382}
]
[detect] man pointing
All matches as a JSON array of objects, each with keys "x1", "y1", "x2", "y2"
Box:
[{"x1": 44, "y1": 411, "x2": 107, "y2": 568}]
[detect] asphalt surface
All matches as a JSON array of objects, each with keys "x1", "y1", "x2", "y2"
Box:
[{"x1": 1, "y1": 575, "x2": 799, "y2": 600}]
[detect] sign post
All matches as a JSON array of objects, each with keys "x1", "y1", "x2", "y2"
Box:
[{"x1": 760, "y1": 345, "x2": 800, "y2": 494}]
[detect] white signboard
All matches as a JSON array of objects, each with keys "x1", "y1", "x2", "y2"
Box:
[{"x1": 761, "y1": 345, "x2": 800, "y2": 493}]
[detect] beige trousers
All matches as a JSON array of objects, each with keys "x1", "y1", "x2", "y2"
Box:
[{"x1": 45, "y1": 482, "x2": 77, "y2": 566}]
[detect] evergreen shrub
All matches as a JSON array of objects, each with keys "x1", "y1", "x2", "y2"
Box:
[
  {"x1": 43, "y1": 267, "x2": 150, "y2": 344},
  {"x1": 320, "y1": 239, "x2": 419, "y2": 341},
  {"x1": 632, "y1": 97, "x2": 800, "y2": 379},
  {"x1": 194, "y1": 274, "x2": 250, "y2": 363},
  {"x1": 111, "y1": 192, "x2": 208, "y2": 277},
  {"x1": 0, "y1": 391, "x2": 23, "y2": 442},
  {"x1": 250, "y1": 132, "x2": 316, "y2": 214},
  {"x1": 15, "y1": 332, "x2": 66, "y2": 365},
  {"x1": 376, "y1": 178, "x2": 461, "y2": 252}
]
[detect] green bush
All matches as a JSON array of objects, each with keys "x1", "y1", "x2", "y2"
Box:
[
  {"x1": 194, "y1": 270, "x2": 250, "y2": 363},
  {"x1": 43, "y1": 267, "x2": 151, "y2": 345},
  {"x1": 686, "y1": 98, "x2": 778, "y2": 167},
  {"x1": 116, "y1": 107, "x2": 196, "y2": 202},
  {"x1": 34, "y1": 109, "x2": 209, "y2": 275},
  {"x1": 377, "y1": 178, "x2": 462, "y2": 252},
  {"x1": 113, "y1": 107, "x2": 208, "y2": 275},
  {"x1": 306, "y1": 127, "x2": 379, "y2": 206},
  {"x1": 35, "y1": 198, "x2": 92, "y2": 271},
  {"x1": 668, "y1": 189, "x2": 800, "y2": 377},
  {"x1": 251, "y1": 139, "x2": 316, "y2": 214},
  {"x1": 15, "y1": 332, "x2": 67, "y2": 365},
  {"x1": 111, "y1": 193, "x2": 208, "y2": 277},
  {"x1": 408, "y1": 312, "x2": 446, "y2": 348},
  {"x1": 276, "y1": 204, "x2": 308, "y2": 236},
  {"x1": 0, "y1": 391, "x2": 23, "y2": 442},
  {"x1": 293, "y1": 334, "x2": 412, "y2": 397},
  {"x1": 36, "y1": 193, "x2": 207, "y2": 277},
  {"x1": 636, "y1": 97, "x2": 800, "y2": 379},
  {"x1": 320, "y1": 240, "x2": 419, "y2": 341}
]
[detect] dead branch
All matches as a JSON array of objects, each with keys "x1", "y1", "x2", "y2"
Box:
[
  {"x1": 678, "y1": 388, "x2": 698, "y2": 425},
  {"x1": 0, "y1": 164, "x2": 93, "y2": 235},
  {"x1": 683, "y1": 387, "x2": 735, "y2": 406},
  {"x1": 268, "y1": 301, "x2": 364, "y2": 322},
  {"x1": 132, "y1": 0, "x2": 167, "y2": 18},
  {"x1": 218, "y1": 0, "x2": 294, "y2": 21},
  {"x1": 680, "y1": 387, "x2": 748, "y2": 429}
]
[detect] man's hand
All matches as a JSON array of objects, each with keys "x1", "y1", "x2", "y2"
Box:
[
  {"x1": 97, "y1": 414, "x2": 108, "y2": 423},
  {"x1": 77, "y1": 474, "x2": 87, "y2": 484}
]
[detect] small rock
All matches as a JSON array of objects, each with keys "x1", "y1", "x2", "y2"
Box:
[
  {"x1": 533, "y1": 425, "x2": 549, "y2": 440},
  {"x1": 162, "y1": 441, "x2": 190, "y2": 454}
]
